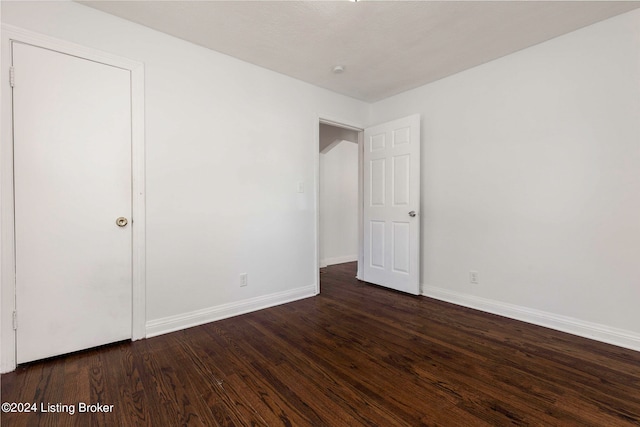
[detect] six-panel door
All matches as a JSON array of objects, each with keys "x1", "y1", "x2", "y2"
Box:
[{"x1": 363, "y1": 115, "x2": 421, "y2": 295}]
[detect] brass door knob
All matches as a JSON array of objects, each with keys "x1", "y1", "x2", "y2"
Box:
[{"x1": 116, "y1": 217, "x2": 128, "y2": 227}]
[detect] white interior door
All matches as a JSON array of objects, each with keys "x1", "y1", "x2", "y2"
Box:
[
  {"x1": 13, "y1": 42, "x2": 133, "y2": 363},
  {"x1": 363, "y1": 114, "x2": 420, "y2": 295}
]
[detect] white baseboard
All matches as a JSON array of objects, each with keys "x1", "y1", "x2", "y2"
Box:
[
  {"x1": 146, "y1": 285, "x2": 316, "y2": 338},
  {"x1": 321, "y1": 255, "x2": 358, "y2": 267},
  {"x1": 423, "y1": 285, "x2": 640, "y2": 352}
]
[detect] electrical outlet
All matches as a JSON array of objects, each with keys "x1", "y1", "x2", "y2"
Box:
[
  {"x1": 240, "y1": 273, "x2": 248, "y2": 287},
  {"x1": 469, "y1": 271, "x2": 479, "y2": 285}
]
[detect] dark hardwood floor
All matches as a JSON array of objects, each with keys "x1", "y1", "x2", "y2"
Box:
[{"x1": 2, "y1": 262, "x2": 640, "y2": 426}]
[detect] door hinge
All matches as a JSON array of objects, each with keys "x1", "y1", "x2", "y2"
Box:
[
  {"x1": 9, "y1": 66, "x2": 15, "y2": 88},
  {"x1": 12, "y1": 311, "x2": 17, "y2": 330}
]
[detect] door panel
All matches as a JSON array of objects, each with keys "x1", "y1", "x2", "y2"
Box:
[
  {"x1": 363, "y1": 115, "x2": 420, "y2": 295},
  {"x1": 371, "y1": 158, "x2": 386, "y2": 205},
  {"x1": 393, "y1": 154, "x2": 410, "y2": 205},
  {"x1": 370, "y1": 221, "x2": 386, "y2": 268},
  {"x1": 392, "y1": 221, "x2": 410, "y2": 273},
  {"x1": 13, "y1": 42, "x2": 132, "y2": 363}
]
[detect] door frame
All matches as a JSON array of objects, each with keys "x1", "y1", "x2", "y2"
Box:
[
  {"x1": 1, "y1": 25, "x2": 146, "y2": 373},
  {"x1": 314, "y1": 115, "x2": 364, "y2": 293}
]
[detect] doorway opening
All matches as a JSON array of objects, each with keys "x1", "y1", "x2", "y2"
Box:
[{"x1": 317, "y1": 119, "x2": 364, "y2": 289}]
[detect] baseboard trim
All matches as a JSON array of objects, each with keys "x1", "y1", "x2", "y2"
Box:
[
  {"x1": 146, "y1": 285, "x2": 316, "y2": 338},
  {"x1": 422, "y1": 285, "x2": 640, "y2": 352},
  {"x1": 321, "y1": 255, "x2": 358, "y2": 267}
]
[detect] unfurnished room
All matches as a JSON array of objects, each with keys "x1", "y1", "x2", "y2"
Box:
[{"x1": 1, "y1": 1, "x2": 640, "y2": 425}]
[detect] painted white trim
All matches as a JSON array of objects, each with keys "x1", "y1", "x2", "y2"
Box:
[
  {"x1": 0, "y1": 25, "x2": 146, "y2": 373},
  {"x1": 319, "y1": 118, "x2": 363, "y2": 132},
  {"x1": 130, "y1": 58, "x2": 147, "y2": 342},
  {"x1": 321, "y1": 255, "x2": 358, "y2": 267},
  {"x1": 146, "y1": 285, "x2": 316, "y2": 338},
  {"x1": 423, "y1": 285, "x2": 640, "y2": 352},
  {"x1": 313, "y1": 116, "x2": 321, "y2": 295},
  {"x1": 0, "y1": 25, "x2": 15, "y2": 371},
  {"x1": 356, "y1": 129, "x2": 364, "y2": 281}
]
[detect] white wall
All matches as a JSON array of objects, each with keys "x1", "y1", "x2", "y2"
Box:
[
  {"x1": 371, "y1": 9, "x2": 640, "y2": 348},
  {"x1": 320, "y1": 140, "x2": 359, "y2": 267},
  {"x1": 319, "y1": 123, "x2": 358, "y2": 152},
  {"x1": 0, "y1": 0, "x2": 367, "y2": 348}
]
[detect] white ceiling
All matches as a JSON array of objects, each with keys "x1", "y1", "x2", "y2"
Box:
[{"x1": 79, "y1": 1, "x2": 640, "y2": 102}]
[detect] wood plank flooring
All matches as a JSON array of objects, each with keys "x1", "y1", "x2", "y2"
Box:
[{"x1": 2, "y1": 262, "x2": 640, "y2": 426}]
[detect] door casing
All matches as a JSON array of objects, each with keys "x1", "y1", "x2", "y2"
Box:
[{"x1": 0, "y1": 24, "x2": 146, "y2": 373}]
